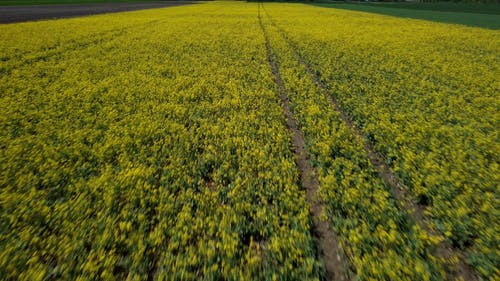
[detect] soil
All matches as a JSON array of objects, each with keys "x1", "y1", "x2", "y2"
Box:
[
  {"x1": 0, "y1": 1, "x2": 196, "y2": 24},
  {"x1": 265, "y1": 11, "x2": 478, "y2": 281},
  {"x1": 295, "y1": 45, "x2": 478, "y2": 281},
  {"x1": 259, "y1": 4, "x2": 348, "y2": 281},
  {"x1": 260, "y1": 4, "x2": 479, "y2": 280}
]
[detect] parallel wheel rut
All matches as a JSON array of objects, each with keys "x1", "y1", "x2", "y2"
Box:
[
  {"x1": 258, "y1": 4, "x2": 348, "y2": 281},
  {"x1": 259, "y1": 4, "x2": 478, "y2": 280}
]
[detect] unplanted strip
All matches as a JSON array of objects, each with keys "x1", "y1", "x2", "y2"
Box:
[
  {"x1": 260, "y1": 5, "x2": 478, "y2": 280},
  {"x1": 258, "y1": 4, "x2": 347, "y2": 281}
]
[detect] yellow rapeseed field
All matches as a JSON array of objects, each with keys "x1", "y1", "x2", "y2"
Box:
[
  {"x1": 259, "y1": 3, "x2": 498, "y2": 279},
  {"x1": 1, "y1": 2, "x2": 498, "y2": 280}
]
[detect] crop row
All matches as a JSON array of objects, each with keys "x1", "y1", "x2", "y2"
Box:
[
  {"x1": 260, "y1": 6, "x2": 446, "y2": 280},
  {"x1": 1, "y1": 3, "x2": 322, "y2": 280},
  {"x1": 1, "y1": 2, "x2": 498, "y2": 280},
  {"x1": 263, "y1": 3, "x2": 499, "y2": 279}
]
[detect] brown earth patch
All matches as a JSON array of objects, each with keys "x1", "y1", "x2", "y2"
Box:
[
  {"x1": 259, "y1": 4, "x2": 348, "y2": 281},
  {"x1": 0, "y1": 1, "x2": 197, "y2": 24},
  {"x1": 260, "y1": 4, "x2": 478, "y2": 280}
]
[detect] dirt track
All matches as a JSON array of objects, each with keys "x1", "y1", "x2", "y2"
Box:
[{"x1": 0, "y1": 1, "x2": 196, "y2": 24}]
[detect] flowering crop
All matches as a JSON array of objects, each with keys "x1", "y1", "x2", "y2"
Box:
[
  {"x1": 0, "y1": 3, "x2": 321, "y2": 280},
  {"x1": 260, "y1": 8, "x2": 443, "y2": 280},
  {"x1": 1, "y1": 2, "x2": 498, "y2": 280},
  {"x1": 262, "y1": 3, "x2": 499, "y2": 280}
]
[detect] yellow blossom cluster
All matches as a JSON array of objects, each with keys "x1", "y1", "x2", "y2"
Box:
[
  {"x1": 263, "y1": 3, "x2": 498, "y2": 280},
  {"x1": 0, "y1": 3, "x2": 321, "y2": 280},
  {"x1": 260, "y1": 8, "x2": 444, "y2": 280},
  {"x1": 1, "y1": 1, "x2": 498, "y2": 280}
]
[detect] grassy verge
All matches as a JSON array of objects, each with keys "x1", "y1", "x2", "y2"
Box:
[
  {"x1": 312, "y1": 2, "x2": 500, "y2": 29},
  {"x1": 359, "y1": 2, "x2": 500, "y2": 15}
]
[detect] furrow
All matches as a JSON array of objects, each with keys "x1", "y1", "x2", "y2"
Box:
[
  {"x1": 260, "y1": 5, "x2": 478, "y2": 280},
  {"x1": 258, "y1": 4, "x2": 347, "y2": 281}
]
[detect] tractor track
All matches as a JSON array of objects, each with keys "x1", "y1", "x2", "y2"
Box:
[
  {"x1": 258, "y1": 4, "x2": 348, "y2": 281},
  {"x1": 260, "y1": 4, "x2": 478, "y2": 280}
]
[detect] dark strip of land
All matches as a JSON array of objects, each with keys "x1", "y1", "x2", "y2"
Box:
[{"x1": 0, "y1": 1, "x2": 196, "y2": 24}]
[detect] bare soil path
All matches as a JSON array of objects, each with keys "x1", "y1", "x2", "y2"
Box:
[
  {"x1": 260, "y1": 4, "x2": 478, "y2": 280},
  {"x1": 0, "y1": 1, "x2": 196, "y2": 23},
  {"x1": 258, "y1": 4, "x2": 348, "y2": 281}
]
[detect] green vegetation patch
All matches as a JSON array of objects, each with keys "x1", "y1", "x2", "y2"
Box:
[{"x1": 312, "y1": 2, "x2": 500, "y2": 29}]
